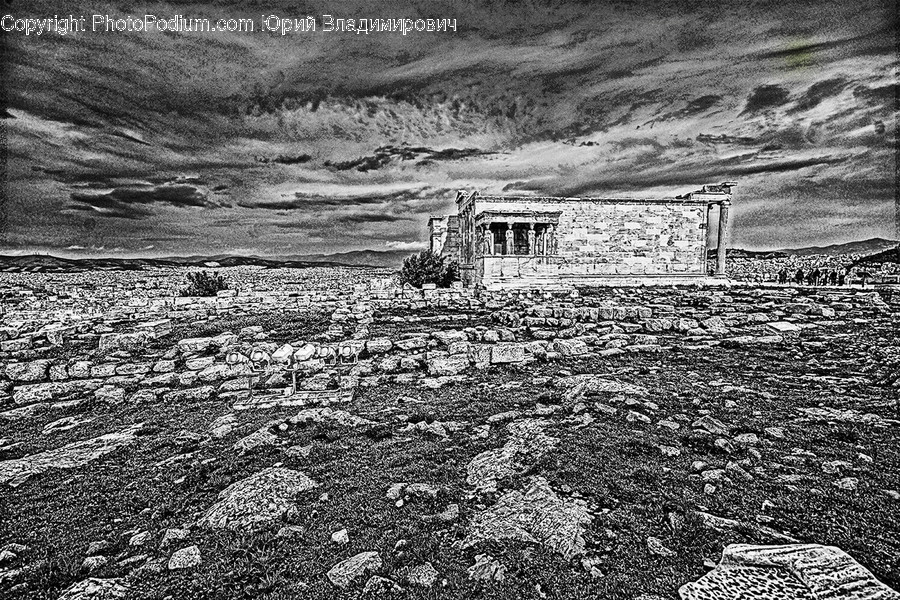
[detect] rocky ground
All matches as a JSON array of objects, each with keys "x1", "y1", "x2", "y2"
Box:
[{"x1": 0, "y1": 267, "x2": 898, "y2": 599}]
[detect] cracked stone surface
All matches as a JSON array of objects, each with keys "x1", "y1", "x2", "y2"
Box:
[
  {"x1": 197, "y1": 467, "x2": 317, "y2": 530},
  {"x1": 464, "y1": 476, "x2": 592, "y2": 560},
  {"x1": 466, "y1": 419, "x2": 558, "y2": 492},
  {"x1": 0, "y1": 424, "x2": 144, "y2": 487},
  {"x1": 679, "y1": 544, "x2": 900, "y2": 600}
]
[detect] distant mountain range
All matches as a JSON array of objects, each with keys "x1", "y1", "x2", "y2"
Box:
[
  {"x1": 720, "y1": 237, "x2": 898, "y2": 259},
  {"x1": 773, "y1": 237, "x2": 899, "y2": 257},
  {"x1": 1, "y1": 238, "x2": 896, "y2": 273},
  {"x1": 0, "y1": 249, "x2": 410, "y2": 273}
]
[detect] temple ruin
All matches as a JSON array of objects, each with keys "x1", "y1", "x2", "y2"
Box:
[{"x1": 429, "y1": 183, "x2": 734, "y2": 288}]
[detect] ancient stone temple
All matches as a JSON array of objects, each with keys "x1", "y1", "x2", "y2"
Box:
[{"x1": 429, "y1": 183, "x2": 734, "y2": 289}]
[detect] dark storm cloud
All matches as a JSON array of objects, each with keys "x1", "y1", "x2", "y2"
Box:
[
  {"x1": 789, "y1": 78, "x2": 849, "y2": 113},
  {"x1": 69, "y1": 184, "x2": 213, "y2": 219},
  {"x1": 239, "y1": 188, "x2": 430, "y2": 210},
  {"x1": 852, "y1": 83, "x2": 897, "y2": 107},
  {"x1": 742, "y1": 85, "x2": 792, "y2": 114},
  {"x1": 326, "y1": 146, "x2": 494, "y2": 172},
  {"x1": 659, "y1": 95, "x2": 723, "y2": 121},
  {"x1": 334, "y1": 213, "x2": 412, "y2": 224},
  {"x1": 67, "y1": 197, "x2": 153, "y2": 220},
  {"x1": 2, "y1": 0, "x2": 896, "y2": 255}
]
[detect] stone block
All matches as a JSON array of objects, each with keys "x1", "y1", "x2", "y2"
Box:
[
  {"x1": 491, "y1": 343, "x2": 525, "y2": 364},
  {"x1": 98, "y1": 332, "x2": 149, "y2": 353},
  {"x1": 427, "y1": 355, "x2": 470, "y2": 376}
]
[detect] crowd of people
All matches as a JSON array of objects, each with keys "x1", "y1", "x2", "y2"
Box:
[{"x1": 726, "y1": 254, "x2": 900, "y2": 286}]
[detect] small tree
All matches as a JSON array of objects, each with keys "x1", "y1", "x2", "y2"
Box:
[
  {"x1": 398, "y1": 251, "x2": 458, "y2": 288},
  {"x1": 182, "y1": 271, "x2": 228, "y2": 296}
]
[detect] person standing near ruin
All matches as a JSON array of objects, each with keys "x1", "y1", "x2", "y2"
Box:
[{"x1": 794, "y1": 268, "x2": 804, "y2": 285}]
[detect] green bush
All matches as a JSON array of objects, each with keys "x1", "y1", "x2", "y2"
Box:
[
  {"x1": 182, "y1": 271, "x2": 229, "y2": 296},
  {"x1": 398, "y1": 250, "x2": 458, "y2": 288}
]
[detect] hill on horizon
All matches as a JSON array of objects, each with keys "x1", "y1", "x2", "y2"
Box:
[{"x1": 2, "y1": 238, "x2": 897, "y2": 274}]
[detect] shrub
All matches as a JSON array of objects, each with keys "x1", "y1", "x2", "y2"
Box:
[
  {"x1": 182, "y1": 270, "x2": 229, "y2": 296},
  {"x1": 398, "y1": 250, "x2": 458, "y2": 288}
]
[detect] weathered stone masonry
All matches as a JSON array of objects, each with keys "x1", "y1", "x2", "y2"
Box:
[{"x1": 430, "y1": 183, "x2": 734, "y2": 289}]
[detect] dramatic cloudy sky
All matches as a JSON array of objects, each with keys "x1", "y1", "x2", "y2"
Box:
[{"x1": 1, "y1": 0, "x2": 896, "y2": 256}]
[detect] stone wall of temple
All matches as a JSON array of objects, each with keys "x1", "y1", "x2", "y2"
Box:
[
  {"x1": 428, "y1": 215, "x2": 461, "y2": 261},
  {"x1": 470, "y1": 198, "x2": 708, "y2": 286}
]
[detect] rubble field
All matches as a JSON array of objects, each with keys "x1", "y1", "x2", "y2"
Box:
[{"x1": 0, "y1": 266, "x2": 898, "y2": 600}]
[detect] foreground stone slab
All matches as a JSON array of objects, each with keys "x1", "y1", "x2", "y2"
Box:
[
  {"x1": 464, "y1": 476, "x2": 592, "y2": 560},
  {"x1": 0, "y1": 424, "x2": 143, "y2": 487},
  {"x1": 679, "y1": 544, "x2": 900, "y2": 600},
  {"x1": 197, "y1": 467, "x2": 317, "y2": 530},
  {"x1": 466, "y1": 419, "x2": 558, "y2": 492}
]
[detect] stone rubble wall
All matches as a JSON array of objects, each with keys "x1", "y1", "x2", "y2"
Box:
[{"x1": 1, "y1": 280, "x2": 895, "y2": 413}]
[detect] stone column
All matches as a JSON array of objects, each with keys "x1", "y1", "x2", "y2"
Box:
[
  {"x1": 527, "y1": 224, "x2": 536, "y2": 255},
  {"x1": 546, "y1": 224, "x2": 556, "y2": 255},
  {"x1": 504, "y1": 223, "x2": 514, "y2": 255},
  {"x1": 716, "y1": 202, "x2": 729, "y2": 276}
]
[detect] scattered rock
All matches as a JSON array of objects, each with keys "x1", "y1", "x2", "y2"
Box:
[
  {"x1": 327, "y1": 551, "x2": 382, "y2": 589},
  {"x1": 692, "y1": 415, "x2": 729, "y2": 436},
  {"x1": 423, "y1": 503, "x2": 459, "y2": 523},
  {"x1": 331, "y1": 528, "x2": 349, "y2": 545},
  {"x1": 58, "y1": 578, "x2": 129, "y2": 600},
  {"x1": 361, "y1": 575, "x2": 403, "y2": 595},
  {"x1": 160, "y1": 528, "x2": 189, "y2": 549},
  {"x1": 407, "y1": 562, "x2": 439, "y2": 587},
  {"x1": 467, "y1": 553, "x2": 506, "y2": 582},
  {"x1": 80, "y1": 555, "x2": 110, "y2": 573},
  {"x1": 647, "y1": 536, "x2": 676, "y2": 557},
  {"x1": 167, "y1": 545, "x2": 202, "y2": 570}
]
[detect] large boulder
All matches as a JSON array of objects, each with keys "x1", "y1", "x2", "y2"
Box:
[{"x1": 197, "y1": 467, "x2": 317, "y2": 530}]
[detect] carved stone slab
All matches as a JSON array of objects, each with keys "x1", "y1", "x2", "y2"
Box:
[{"x1": 679, "y1": 544, "x2": 899, "y2": 600}]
